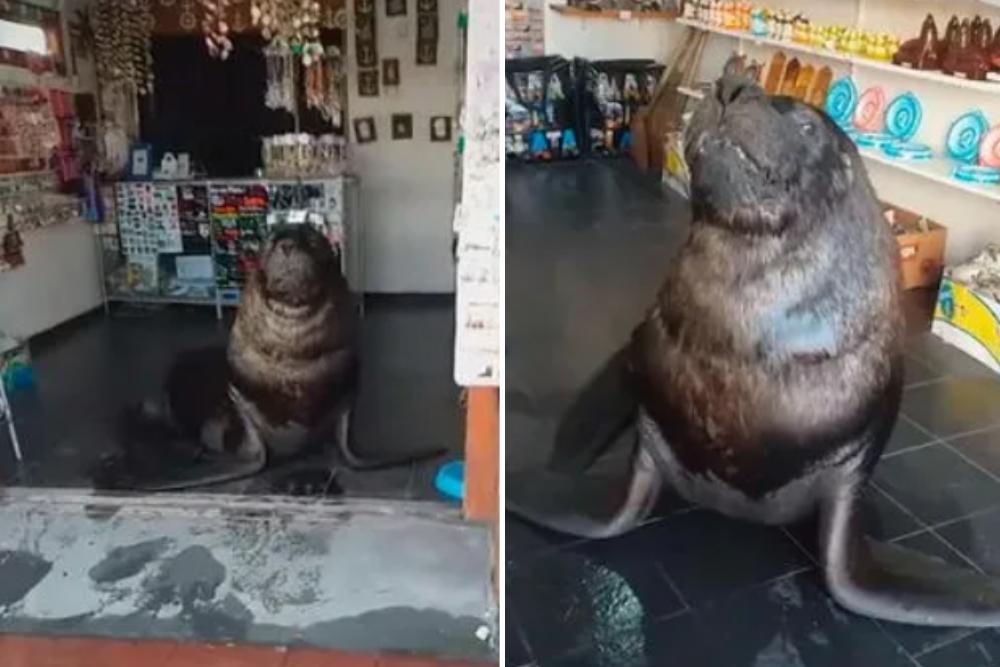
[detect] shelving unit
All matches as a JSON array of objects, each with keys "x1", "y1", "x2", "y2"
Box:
[
  {"x1": 676, "y1": 17, "x2": 1000, "y2": 94},
  {"x1": 676, "y1": 15, "x2": 1000, "y2": 206},
  {"x1": 550, "y1": 4, "x2": 677, "y2": 20}
]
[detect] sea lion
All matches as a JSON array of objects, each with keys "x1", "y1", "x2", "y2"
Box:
[
  {"x1": 508, "y1": 69, "x2": 1000, "y2": 626},
  {"x1": 112, "y1": 223, "x2": 443, "y2": 490}
]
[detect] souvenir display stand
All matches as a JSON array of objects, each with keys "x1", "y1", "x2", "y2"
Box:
[
  {"x1": 96, "y1": 175, "x2": 362, "y2": 318},
  {"x1": 664, "y1": 0, "x2": 1000, "y2": 264}
]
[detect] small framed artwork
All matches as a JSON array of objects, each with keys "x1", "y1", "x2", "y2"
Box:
[
  {"x1": 386, "y1": 0, "x2": 406, "y2": 16},
  {"x1": 430, "y1": 115, "x2": 452, "y2": 142},
  {"x1": 382, "y1": 58, "x2": 400, "y2": 87},
  {"x1": 129, "y1": 144, "x2": 152, "y2": 179},
  {"x1": 358, "y1": 69, "x2": 379, "y2": 97},
  {"x1": 354, "y1": 117, "x2": 377, "y2": 144},
  {"x1": 391, "y1": 113, "x2": 413, "y2": 140}
]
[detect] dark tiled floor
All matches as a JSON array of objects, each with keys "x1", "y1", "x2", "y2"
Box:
[
  {"x1": 0, "y1": 296, "x2": 462, "y2": 501},
  {"x1": 506, "y1": 159, "x2": 1000, "y2": 667}
]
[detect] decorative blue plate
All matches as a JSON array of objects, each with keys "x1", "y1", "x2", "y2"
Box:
[
  {"x1": 434, "y1": 461, "x2": 465, "y2": 501},
  {"x1": 946, "y1": 111, "x2": 990, "y2": 164},
  {"x1": 884, "y1": 93, "x2": 923, "y2": 143},
  {"x1": 882, "y1": 141, "x2": 933, "y2": 161},
  {"x1": 825, "y1": 78, "x2": 858, "y2": 128},
  {"x1": 953, "y1": 164, "x2": 1000, "y2": 184}
]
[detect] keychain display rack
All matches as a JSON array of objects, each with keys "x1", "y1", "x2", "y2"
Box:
[{"x1": 96, "y1": 175, "x2": 363, "y2": 319}]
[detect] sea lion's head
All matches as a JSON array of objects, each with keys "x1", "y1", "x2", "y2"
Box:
[
  {"x1": 685, "y1": 69, "x2": 858, "y2": 236},
  {"x1": 260, "y1": 224, "x2": 340, "y2": 306}
]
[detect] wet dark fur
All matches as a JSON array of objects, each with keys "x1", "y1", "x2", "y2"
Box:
[
  {"x1": 629, "y1": 80, "x2": 904, "y2": 497},
  {"x1": 110, "y1": 225, "x2": 356, "y2": 486}
]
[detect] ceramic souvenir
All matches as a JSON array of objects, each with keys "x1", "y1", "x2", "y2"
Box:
[{"x1": 946, "y1": 111, "x2": 990, "y2": 164}]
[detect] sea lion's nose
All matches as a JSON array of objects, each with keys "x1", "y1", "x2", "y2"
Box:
[{"x1": 279, "y1": 239, "x2": 294, "y2": 256}]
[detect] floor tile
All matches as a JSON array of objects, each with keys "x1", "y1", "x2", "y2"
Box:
[
  {"x1": 504, "y1": 609, "x2": 533, "y2": 667},
  {"x1": 786, "y1": 485, "x2": 921, "y2": 561},
  {"x1": 638, "y1": 509, "x2": 810, "y2": 606},
  {"x1": 901, "y1": 379, "x2": 1000, "y2": 439},
  {"x1": 906, "y1": 334, "x2": 999, "y2": 381},
  {"x1": 549, "y1": 611, "x2": 721, "y2": 667},
  {"x1": 873, "y1": 444, "x2": 1000, "y2": 526},
  {"x1": 695, "y1": 571, "x2": 914, "y2": 667},
  {"x1": 948, "y1": 428, "x2": 1000, "y2": 480},
  {"x1": 904, "y1": 355, "x2": 944, "y2": 387},
  {"x1": 877, "y1": 531, "x2": 980, "y2": 656},
  {"x1": 507, "y1": 529, "x2": 685, "y2": 663},
  {"x1": 166, "y1": 642, "x2": 289, "y2": 667},
  {"x1": 883, "y1": 416, "x2": 936, "y2": 456},
  {"x1": 936, "y1": 506, "x2": 1000, "y2": 576},
  {"x1": 505, "y1": 515, "x2": 579, "y2": 566},
  {"x1": 917, "y1": 629, "x2": 1000, "y2": 667}
]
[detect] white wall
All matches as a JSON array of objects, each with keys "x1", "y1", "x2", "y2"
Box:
[
  {"x1": 545, "y1": 9, "x2": 684, "y2": 60},
  {"x1": 346, "y1": 0, "x2": 461, "y2": 293},
  {"x1": 0, "y1": 0, "x2": 103, "y2": 339}
]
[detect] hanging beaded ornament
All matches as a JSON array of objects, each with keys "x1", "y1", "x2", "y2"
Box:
[
  {"x1": 251, "y1": 0, "x2": 324, "y2": 65},
  {"x1": 264, "y1": 43, "x2": 296, "y2": 112},
  {"x1": 305, "y1": 46, "x2": 345, "y2": 127},
  {"x1": 200, "y1": 0, "x2": 233, "y2": 59},
  {"x1": 93, "y1": 0, "x2": 155, "y2": 95}
]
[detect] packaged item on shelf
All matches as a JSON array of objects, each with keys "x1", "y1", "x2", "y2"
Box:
[
  {"x1": 933, "y1": 246, "x2": 1000, "y2": 375},
  {"x1": 579, "y1": 59, "x2": 664, "y2": 157},
  {"x1": 661, "y1": 130, "x2": 690, "y2": 198},
  {"x1": 261, "y1": 133, "x2": 347, "y2": 178},
  {"x1": 882, "y1": 203, "x2": 947, "y2": 290},
  {"x1": 505, "y1": 55, "x2": 578, "y2": 161},
  {"x1": 210, "y1": 182, "x2": 269, "y2": 304}
]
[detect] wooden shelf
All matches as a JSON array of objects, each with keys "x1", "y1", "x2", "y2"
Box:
[
  {"x1": 550, "y1": 4, "x2": 678, "y2": 20},
  {"x1": 677, "y1": 18, "x2": 1000, "y2": 94}
]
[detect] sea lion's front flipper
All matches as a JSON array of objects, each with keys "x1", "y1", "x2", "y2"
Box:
[
  {"x1": 821, "y1": 479, "x2": 1000, "y2": 626},
  {"x1": 549, "y1": 346, "x2": 639, "y2": 473},
  {"x1": 508, "y1": 437, "x2": 662, "y2": 539}
]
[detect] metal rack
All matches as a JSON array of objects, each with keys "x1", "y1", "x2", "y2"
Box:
[{"x1": 95, "y1": 174, "x2": 364, "y2": 320}]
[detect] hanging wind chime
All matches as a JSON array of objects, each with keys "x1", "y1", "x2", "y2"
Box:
[
  {"x1": 304, "y1": 46, "x2": 345, "y2": 127},
  {"x1": 264, "y1": 42, "x2": 296, "y2": 112},
  {"x1": 251, "y1": 0, "x2": 324, "y2": 64}
]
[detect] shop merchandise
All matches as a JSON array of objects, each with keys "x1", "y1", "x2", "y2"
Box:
[
  {"x1": 93, "y1": 0, "x2": 155, "y2": 95},
  {"x1": 581, "y1": 59, "x2": 664, "y2": 156},
  {"x1": 505, "y1": 56, "x2": 578, "y2": 161}
]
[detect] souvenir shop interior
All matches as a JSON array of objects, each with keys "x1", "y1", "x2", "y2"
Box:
[
  {"x1": 506, "y1": 1, "x2": 1000, "y2": 665},
  {"x1": 0, "y1": 0, "x2": 477, "y2": 502},
  {"x1": 0, "y1": 1, "x2": 499, "y2": 658}
]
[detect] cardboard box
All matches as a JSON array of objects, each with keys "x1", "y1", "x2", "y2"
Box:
[
  {"x1": 883, "y1": 204, "x2": 947, "y2": 290},
  {"x1": 932, "y1": 277, "x2": 1000, "y2": 376}
]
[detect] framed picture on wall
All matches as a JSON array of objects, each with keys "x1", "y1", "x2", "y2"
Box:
[
  {"x1": 430, "y1": 116, "x2": 452, "y2": 142},
  {"x1": 386, "y1": 0, "x2": 406, "y2": 16},
  {"x1": 354, "y1": 117, "x2": 377, "y2": 144},
  {"x1": 382, "y1": 58, "x2": 400, "y2": 87},
  {"x1": 358, "y1": 69, "x2": 380, "y2": 97},
  {"x1": 391, "y1": 113, "x2": 413, "y2": 140}
]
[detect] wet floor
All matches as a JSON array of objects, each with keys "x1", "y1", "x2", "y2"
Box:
[
  {"x1": 0, "y1": 296, "x2": 462, "y2": 501},
  {"x1": 506, "y1": 158, "x2": 1000, "y2": 667}
]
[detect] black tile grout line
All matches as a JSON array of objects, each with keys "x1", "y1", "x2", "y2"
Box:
[
  {"x1": 910, "y1": 628, "x2": 985, "y2": 661},
  {"x1": 869, "y1": 481, "x2": 988, "y2": 576},
  {"x1": 507, "y1": 604, "x2": 539, "y2": 667},
  {"x1": 780, "y1": 525, "x2": 820, "y2": 567},
  {"x1": 871, "y1": 618, "x2": 924, "y2": 667},
  {"x1": 653, "y1": 561, "x2": 692, "y2": 615}
]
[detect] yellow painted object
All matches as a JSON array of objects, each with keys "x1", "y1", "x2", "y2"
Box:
[{"x1": 932, "y1": 277, "x2": 1000, "y2": 374}]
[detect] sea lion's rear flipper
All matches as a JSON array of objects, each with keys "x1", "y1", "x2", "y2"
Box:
[
  {"x1": 548, "y1": 346, "x2": 639, "y2": 473},
  {"x1": 821, "y1": 480, "x2": 1000, "y2": 626},
  {"x1": 507, "y1": 437, "x2": 662, "y2": 539},
  {"x1": 136, "y1": 454, "x2": 266, "y2": 492},
  {"x1": 336, "y1": 407, "x2": 446, "y2": 470}
]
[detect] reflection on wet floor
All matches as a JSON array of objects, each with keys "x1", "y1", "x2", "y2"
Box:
[
  {"x1": 506, "y1": 159, "x2": 1000, "y2": 667},
  {"x1": 0, "y1": 296, "x2": 462, "y2": 501}
]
